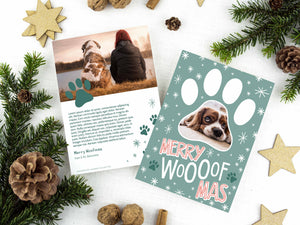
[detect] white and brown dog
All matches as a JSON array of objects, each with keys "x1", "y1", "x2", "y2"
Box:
[
  {"x1": 81, "y1": 40, "x2": 112, "y2": 89},
  {"x1": 180, "y1": 101, "x2": 232, "y2": 144}
]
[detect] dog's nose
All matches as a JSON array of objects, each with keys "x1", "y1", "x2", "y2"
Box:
[{"x1": 212, "y1": 128, "x2": 223, "y2": 137}]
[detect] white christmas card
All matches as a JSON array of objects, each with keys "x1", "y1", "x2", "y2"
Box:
[{"x1": 52, "y1": 26, "x2": 160, "y2": 174}]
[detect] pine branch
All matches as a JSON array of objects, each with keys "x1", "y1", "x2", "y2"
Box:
[
  {"x1": 211, "y1": 0, "x2": 300, "y2": 63},
  {"x1": 281, "y1": 71, "x2": 300, "y2": 103},
  {"x1": 231, "y1": 0, "x2": 271, "y2": 23},
  {"x1": 0, "y1": 53, "x2": 93, "y2": 225},
  {"x1": 18, "y1": 52, "x2": 46, "y2": 91},
  {"x1": 27, "y1": 176, "x2": 93, "y2": 225},
  {"x1": 211, "y1": 22, "x2": 269, "y2": 63},
  {"x1": 291, "y1": 27, "x2": 300, "y2": 44},
  {"x1": 28, "y1": 89, "x2": 52, "y2": 110}
]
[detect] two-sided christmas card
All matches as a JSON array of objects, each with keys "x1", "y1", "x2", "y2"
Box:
[
  {"x1": 136, "y1": 51, "x2": 274, "y2": 211},
  {"x1": 52, "y1": 26, "x2": 160, "y2": 174}
]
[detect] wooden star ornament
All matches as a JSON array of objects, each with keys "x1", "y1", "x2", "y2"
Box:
[
  {"x1": 258, "y1": 134, "x2": 300, "y2": 176},
  {"x1": 253, "y1": 205, "x2": 288, "y2": 225},
  {"x1": 22, "y1": 0, "x2": 66, "y2": 47}
]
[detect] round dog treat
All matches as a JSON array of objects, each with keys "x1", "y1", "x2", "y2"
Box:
[
  {"x1": 98, "y1": 204, "x2": 121, "y2": 225},
  {"x1": 121, "y1": 204, "x2": 144, "y2": 225},
  {"x1": 88, "y1": 0, "x2": 108, "y2": 11},
  {"x1": 109, "y1": 0, "x2": 132, "y2": 8}
]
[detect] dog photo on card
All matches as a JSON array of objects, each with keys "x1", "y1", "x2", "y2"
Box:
[
  {"x1": 52, "y1": 26, "x2": 160, "y2": 175},
  {"x1": 136, "y1": 51, "x2": 274, "y2": 212}
]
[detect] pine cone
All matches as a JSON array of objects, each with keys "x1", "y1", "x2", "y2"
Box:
[
  {"x1": 276, "y1": 46, "x2": 300, "y2": 73},
  {"x1": 269, "y1": 0, "x2": 283, "y2": 10},
  {"x1": 165, "y1": 17, "x2": 181, "y2": 31},
  {"x1": 88, "y1": 0, "x2": 108, "y2": 11},
  {"x1": 9, "y1": 152, "x2": 59, "y2": 204},
  {"x1": 17, "y1": 89, "x2": 32, "y2": 103},
  {"x1": 109, "y1": 0, "x2": 132, "y2": 8}
]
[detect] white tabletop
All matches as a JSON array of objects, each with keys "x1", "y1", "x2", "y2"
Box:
[{"x1": 1, "y1": 0, "x2": 300, "y2": 224}]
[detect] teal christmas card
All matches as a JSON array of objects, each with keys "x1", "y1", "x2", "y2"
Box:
[{"x1": 136, "y1": 51, "x2": 274, "y2": 212}]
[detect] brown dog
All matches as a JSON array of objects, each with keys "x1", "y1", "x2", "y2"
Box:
[
  {"x1": 81, "y1": 40, "x2": 112, "y2": 89},
  {"x1": 181, "y1": 101, "x2": 231, "y2": 144}
]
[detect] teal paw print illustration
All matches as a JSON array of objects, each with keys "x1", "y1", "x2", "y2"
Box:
[
  {"x1": 226, "y1": 172, "x2": 237, "y2": 183},
  {"x1": 65, "y1": 79, "x2": 93, "y2": 108},
  {"x1": 150, "y1": 114, "x2": 158, "y2": 125},
  {"x1": 149, "y1": 160, "x2": 159, "y2": 171},
  {"x1": 140, "y1": 125, "x2": 150, "y2": 135}
]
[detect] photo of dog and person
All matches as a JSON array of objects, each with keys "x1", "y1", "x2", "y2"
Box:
[
  {"x1": 53, "y1": 26, "x2": 157, "y2": 102},
  {"x1": 179, "y1": 100, "x2": 232, "y2": 151}
]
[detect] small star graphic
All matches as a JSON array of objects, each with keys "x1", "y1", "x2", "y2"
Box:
[
  {"x1": 253, "y1": 205, "x2": 287, "y2": 225},
  {"x1": 258, "y1": 134, "x2": 300, "y2": 176}
]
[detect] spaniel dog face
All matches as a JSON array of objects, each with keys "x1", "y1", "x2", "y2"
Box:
[{"x1": 181, "y1": 101, "x2": 231, "y2": 144}]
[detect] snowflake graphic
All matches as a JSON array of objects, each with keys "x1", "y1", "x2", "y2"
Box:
[
  {"x1": 232, "y1": 186, "x2": 237, "y2": 190},
  {"x1": 245, "y1": 148, "x2": 250, "y2": 152},
  {"x1": 257, "y1": 107, "x2": 265, "y2": 116},
  {"x1": 255, "y1": 87, "x2": 269, "y2": 98},
  {"x1": 158, "y1": 115, "x2": 165, "y2": 122},
  {"x1": 146, "y1": 154, "x2": 150, "y2": 159},
  {"x1": 175, "y1": 189, "x2": 185, "y2": 196},
  {"x1": 224, "y1": 65, "x2": 228, "y2": 70},
  {"x1": 213, "y1": 62, "x2": 217, "y2": 66},
  {"x1": 165, "y1": 124, "x2": 172, "y2": 134},
  {"x1": 256, "y1": 76, "x2": 263, "y2": 82},
  {"x1": 237, "y1": 154, "x2": 245, "y2": 163},
  {"x1": 182, "y1": 51, "x2": 189, "y2": 60},
  {"x1": 153, "y1": 146, "x2": 158, "y2": 152},
  {"x1": 188, "y1": 66, "x2": 193, "y2": 73},
  {"x1": 163, "y1": 103, "x2": 169, "y2": 110},
  {"x1": 222, "y1": 204, "x2": 229, "y2": 211},
  {"x1": 228, "y1": 192, "x2": 231, "y2": 195},
  {"x1": 235, "y1": 162, "x2": 239, "y2": 167},
  {"x1": 155, "y1": 127, "x2": 159, "y2": 131},
  {"x1": 133, "y1": 139, "x2": 140, "y2": 148},
  {"x1": 238, "y1": 132, "x2": 247, "y2": 144},
  {"x1": 247, "y1": 81, "x2": 251, "y2": 85},
  {"x1": 209, "y1": 201, "x2": 214, "y2": 206},
  {"x1": 191, "y1": 187, "x2": 195, "y2": 190},
  {"x1": 174, "y1": 74, "x2": 182, "y2": 84},
  {"x1": 166, "y1": 186, "x2": 170, "y2": 190},
  {"x1": 252, "y1": 131, "x2": 258, "y2": 139},
  {"x1": 206, "y1": 149, "x2": 214, "y2": 158},
  {"x1": 148, "y1": 98, "x2": 155, "y2": 108},
  {"x1": 151, "y1": 177, "x2": 158, "y2": 186},
  {"x1": 140, "y1": 167, "x2": 146, "y2": 173},
  {"x1": 247, "y1": 92, "x2": 251, "y2": 96},
  {"x1": 173, "y1": 92, "x2": 179, "y2": 99},
  {"x1": 199, "y1": 56, "x2": 205, "y2": 61},
  {"x1": 239, "y1": 168, "x2": 243, "y2": 173},
  {"x1": 196, "y1": 73, "x2": 202, "y2": 80},
  {"x1": 177, "y1": 113, "x2": 181, "y2": 116}
]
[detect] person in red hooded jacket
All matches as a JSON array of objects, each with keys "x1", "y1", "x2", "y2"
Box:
[{"x1": 110, "y1": 30, "x2": 146, "y2": 84}]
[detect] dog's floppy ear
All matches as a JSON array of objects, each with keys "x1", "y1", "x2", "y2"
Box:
[
  {"x1": 188, "y1": 108, "x2": 207, "y2": 131},
  {"x1": 93, "y1": 40, "x2": 101, "y2": 49},
  {"x1": 82, "y1": 41, "x2": 89, "y2": 53}
]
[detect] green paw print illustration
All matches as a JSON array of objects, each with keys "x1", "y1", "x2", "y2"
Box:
[
  {"x1": 149, "y1": 160, "x2": 159, "y2": 171},
  {"x1": 226, "y1": 172, "x2": 237, "y2": 183},
  {"x1": 150, "y1": 114, "x2": 158, "y2": 125},
  {"x1": 65, "y1": 79, "x2": 93, "y2": 108},
  {"x1": 140, "y1": 125, "x2": 150, "y2": 135}
]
